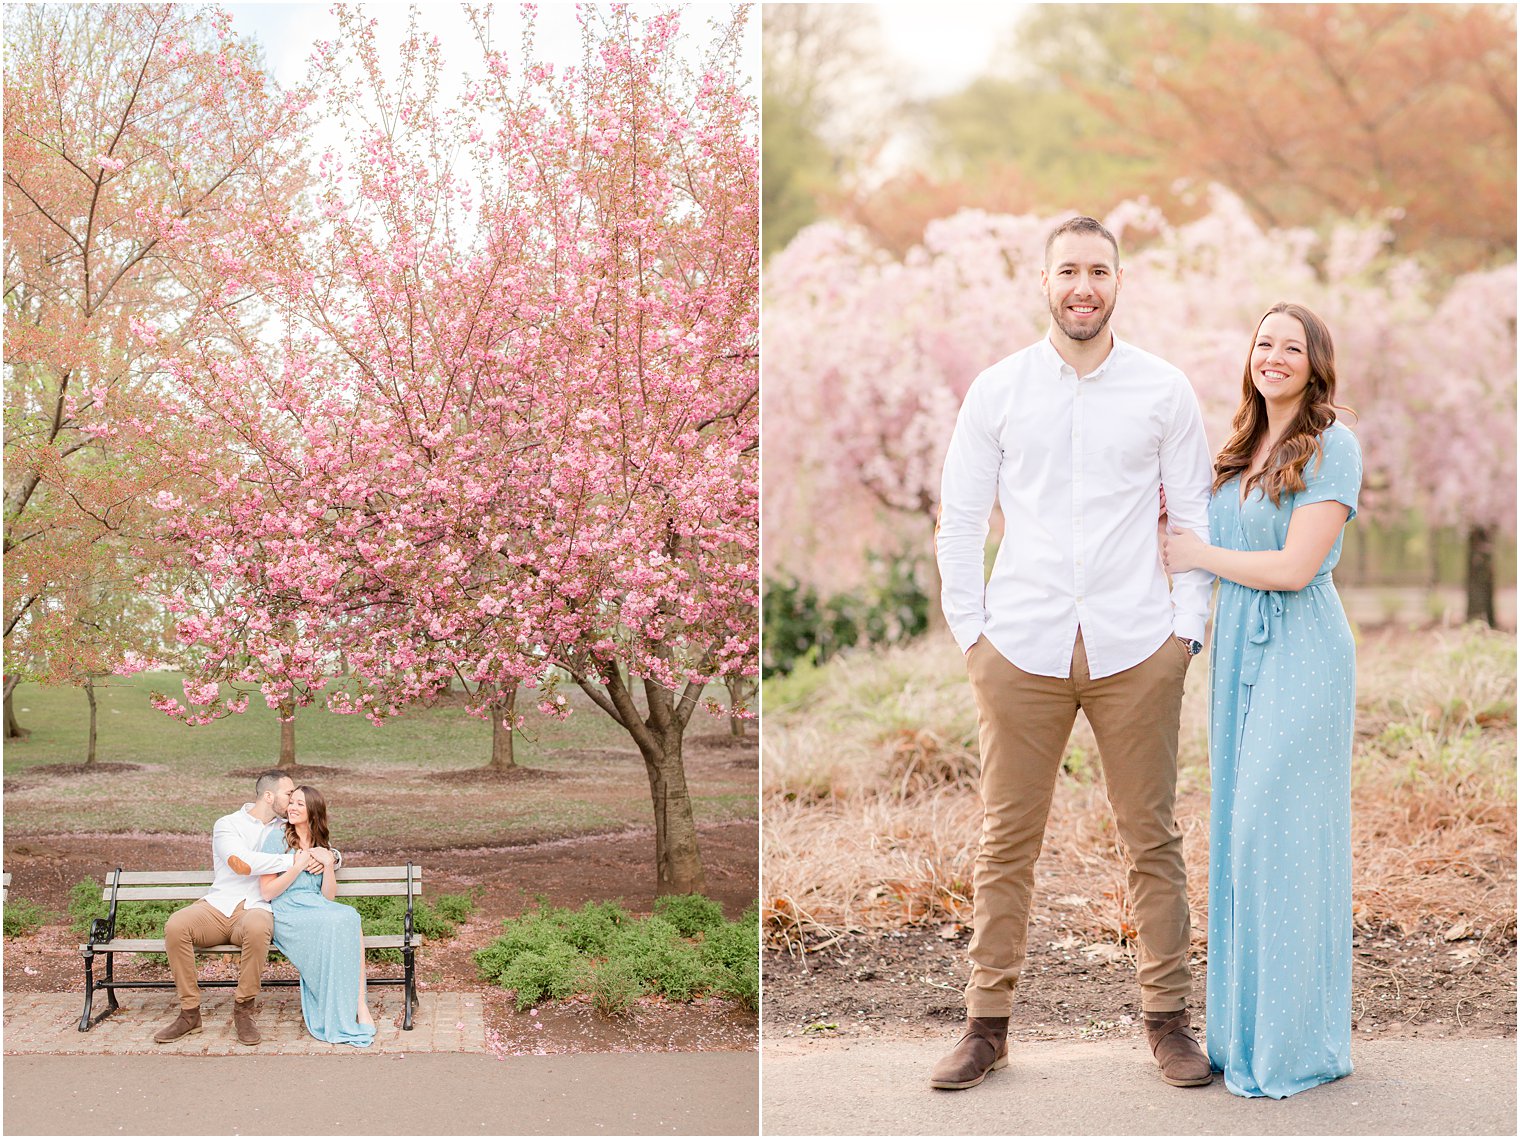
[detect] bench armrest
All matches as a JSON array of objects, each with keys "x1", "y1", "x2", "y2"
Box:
[{"x1": 85, "y1": 916, "x2": 113, "y2": 947}]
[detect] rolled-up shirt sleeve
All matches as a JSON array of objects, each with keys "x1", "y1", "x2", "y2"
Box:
[
  {"x1": 936, "y1": 375, "x2": 1001, "y2": 652},
  {"x1": 1161, "y1": 376, "x2": 1215, "y2": 644},
  {"x1": 214, "y1": 815, "x2": 293, "y2": 876}
]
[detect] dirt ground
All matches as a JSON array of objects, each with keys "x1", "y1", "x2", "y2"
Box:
[
  {"x1": 764, "y1": 911, "x2": 1517, "y2": 1044},
  {"x1": 4, "y1": 820, "x2": 759, "y2": 1055}
]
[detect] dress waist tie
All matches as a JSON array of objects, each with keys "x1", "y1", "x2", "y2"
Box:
[{"x1": 1239, "y1": 570, "x2": 1334, "y2": 690}]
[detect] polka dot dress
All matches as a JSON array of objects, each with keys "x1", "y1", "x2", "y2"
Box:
[{"x1": 1204, "y1": 422, "x2": 1362, "y2": 1099}]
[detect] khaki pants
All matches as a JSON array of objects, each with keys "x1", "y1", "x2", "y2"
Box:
[
  {"x1": 163, "y1": 899, "x2": 273, "y2": 1009},
  {"x1": 964, "y1": 630, "x2": 1192, "y2": 1016}
]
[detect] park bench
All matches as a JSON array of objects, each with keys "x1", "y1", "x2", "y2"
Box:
[
  {"x1": 2, "y1": 872, "x2": 10, "y2": 901},
  {"x1": 78, "y1": 864, "x2": 423, "y2": 1033}
]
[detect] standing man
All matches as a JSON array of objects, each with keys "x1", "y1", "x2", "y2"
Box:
[
  {"x1": 153, "y1": 769, "x2": 322, "y2": 1046},
  {"x1": 931, "y1": 216, "x2": 1215, "y2": 1090}
]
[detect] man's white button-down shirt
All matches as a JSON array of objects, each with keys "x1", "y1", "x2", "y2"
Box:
[
  {"x1": 936, "y1": 335, "x2": 1214, "y2": 680},
  {"x1": 204, "y1": 805, "x2": 298, "y2": 917}
]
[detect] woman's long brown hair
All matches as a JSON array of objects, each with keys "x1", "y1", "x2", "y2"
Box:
[
  {"x1": 1212, "y1": 302, "x2": 1353, "y2": 505},
  {"x1": 283, "y1": 785, "x2": 331, "y2": 852}
]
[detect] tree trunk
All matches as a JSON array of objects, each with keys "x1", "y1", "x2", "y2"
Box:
[
  {"x1": 1465, "y1": 524, "x2": 1497, "y2": 628},
  {"x1": 3, "y1": 674, "x2": 27, "y2": 740},
  {"x1": 278, "y1": 701, "x2": 297, "y2": 769},
  {"x1": 640, "y1": 728, "x2": 707, "y2": 896},
  {"x1": 724, "y1": 675, "x2": 756, "y2": 738},
  {"x1": 84, "y1": 678, "x2": 99, "y2": 764},
  {"x1": 487, "y1": 683, "x2": 518, "y2": 770},
  {"x1": 570, "y1": 662, "x2": 708, "y2": 896}
]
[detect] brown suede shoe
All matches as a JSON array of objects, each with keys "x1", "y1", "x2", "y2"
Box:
[
  {"x1": 1144, "y1": 1010, "x2": 1213, "y2": 1087},
  {"x1": 929, "y1": 1016, "x2": 1010, "y2": 1090},
  {"x1": 232, "y1": 997, "x2": 261, "y2": 1046},
  {"x1": 153, "y1": 1005, "x2": 202, "y2": 1043}
]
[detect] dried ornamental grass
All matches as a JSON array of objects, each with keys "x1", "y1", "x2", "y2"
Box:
[{"x1": 763, "y1": 622, "x2": 1516, "y2": 954}]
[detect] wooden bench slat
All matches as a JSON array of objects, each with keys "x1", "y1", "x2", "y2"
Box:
[
  {"x1": 82, "y1": 934, "x2": 422, "y2": 952},
  {"x1": 104, "y1": 882, "x2": 424, "y2": 901},
  {"x1": 106, "y1": 867, "x2": 421, "y2": 885}
]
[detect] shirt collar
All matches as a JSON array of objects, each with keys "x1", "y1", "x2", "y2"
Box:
[
  {"x1": 240, "y1": 804, "x2": 285, "y2": 828},
  {"x1": 1041, "y1": 332, "x2": 1127, "y2": 380}
]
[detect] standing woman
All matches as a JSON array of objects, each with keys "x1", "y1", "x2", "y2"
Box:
[{"x1": 1163, "y1": 302, "x2": 1362, "y2": 1098}]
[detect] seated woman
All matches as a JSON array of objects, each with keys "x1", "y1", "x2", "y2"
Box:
[{"x1": 259, "y1": 786, "x2": 375, "y2": 1047}]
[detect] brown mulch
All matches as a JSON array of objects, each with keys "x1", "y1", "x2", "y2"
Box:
[
  {"x1": 225, "y1": 765, "x2": 352, "y2": 780},
  {"x1": 763, "y1": 919, "x2": 1517, "y2": 1043},
  {"x1": 428, "y1": 766, "x2": 566, "y2": 785},
  {"x1": 7, "y1": 762, "x2": 146, "y2": 784}
]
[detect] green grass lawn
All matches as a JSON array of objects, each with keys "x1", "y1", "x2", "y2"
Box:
[
  {"x1": 5, "y1": 673, "x2": 630, "y2": 772},
  {"x1": 4, "y1": 673, "x2": 756, "y2": 846}
]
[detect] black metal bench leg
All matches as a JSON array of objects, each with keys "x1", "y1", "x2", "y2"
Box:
[
  {"x1": 79, "y1": 951, "x2": 121, "y2": 1032},
  {"x1": 78, "y1": 950, "x2": 96, "y2": 1032},
  {"x1": 103, "y1": 951, "x2": 120, "y2": 1018},
  {"x1": 402, "y1": 945, "x2": 416, "y2": 1030}
]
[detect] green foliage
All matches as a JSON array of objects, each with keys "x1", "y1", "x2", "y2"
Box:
[
  {"x1": 587, "y1": 959, "x2": 646, "y2": 1017},
  {"x1": 68, "y1": 879, "x2": 179, "y2": 938},
  {"x1": 474, "y1": 907, "x2": 568, "y2": 981},
  {"x1": 763, "y1": 552, "x2": 930, "y2": 679},
  {"x1": 762, "y1": 90, "x2": 834, "y2": 258},
  {"x1": 493, "y1": 941, "x2": 587, "y2": 1011},
  {"x1": 606, "y1": 916, "x2": 708, "y2": 1000},
  {"x1": 652, "y1": 893, "x2": 726, "y2": 937},
  {"x1": 3, "y1": 897, "x2": 50, "y2": 937},
  {"x1": 699, "y1": 903, "x2": 759, "y2": 1010},
  {"x1": 342, "y1": 890, "x2": 477, "y2": 962},
  {"x1": 556, "y1": 899, "x2": 627, "y2": 955},
  {"x1": 475, "y1": 897, "x2": 758, "y2": 1014}
]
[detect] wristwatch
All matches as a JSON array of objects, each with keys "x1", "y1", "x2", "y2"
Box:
[{"x1": 1175, "y1": 636, "x2": 1203, "y2": 656}]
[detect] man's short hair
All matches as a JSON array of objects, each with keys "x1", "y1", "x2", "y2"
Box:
[
  {"x1": 254, "y1": 769, "x2": 290, "y2": 798},
  {"x1": 1045, "y1": 216, "x2": 1120, "y2": 268}
]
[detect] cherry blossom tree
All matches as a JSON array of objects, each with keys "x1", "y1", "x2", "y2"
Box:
[
  {"x1": 3, "y1": 4, "x2": 308, "y2": 737},
  {"x1": 154, "y1": 5, "x2": 757, "y2": 892}
]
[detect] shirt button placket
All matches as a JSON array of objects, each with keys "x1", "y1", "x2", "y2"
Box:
[{"x1": 1073, "y1": 379, "x2": 1084, "y2": 612}]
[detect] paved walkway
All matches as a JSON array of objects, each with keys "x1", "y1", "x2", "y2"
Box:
[
  {"x1": 4, "y1": 990, "x2": 484, "y2": 1054},
  {"x1": 4, "y1": 1052, "x2": 759, "y2": 1135},
  {"x1": 4, "y1": 991, "x2": 758, "y2": 1135},
  {"x1": 763, "y1": 1035, "x2": 1517, "y2": 1136}
]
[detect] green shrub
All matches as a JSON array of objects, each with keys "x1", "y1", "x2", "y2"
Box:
[
  {"x1": 494, "y1": 942, "x2": 586, "y2": 1011},
  {"x1": 474, "y1": 908, "x2": 571, "y2": 985},
  {"x1": 555, "y1": 899, "x2": 628, "y2": 955},
  {"x1": 3, "y1": 898, "x2": 49, "y2": 938},
  {"x1": 699, "y1": 904, "x2": 759, "y2": 1010},
  {"x1": 431, "y1": 891, "x2": 477, "y2": 924},
  {"x1": 606, "y1": 917, "x2": 708, "y2": 1000},
  {"x1": 68, "y1": 878, "x2": 179, "y2": 938},
  {"x1": 587, "y1": 958, "x2": 645, "y2": 1017},
  {"x1": 652, "y1": 893, "x2": 725, "y2": 937},
  {"x1": 763, "y1": 553, "x2": 931, "y2": 678},
  {"x1": 477, "y1": 897, "x2": 761, "y2": 1014},
  {"x1": 340, "y1": 890, "x2": 476, "y2": 960}
]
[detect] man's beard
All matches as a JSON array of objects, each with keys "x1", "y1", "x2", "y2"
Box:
[{"x1": 1049, "y1": 298, "x2": 1113, "y2": 342}]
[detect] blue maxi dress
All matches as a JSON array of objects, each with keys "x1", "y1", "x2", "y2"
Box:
[
  {"x1": 1204, "y1": 422, "x2": 1361, "y2": 1099},
  {"x1": 260, "y1": 829, "x2": 375, "y2": 1048}
]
